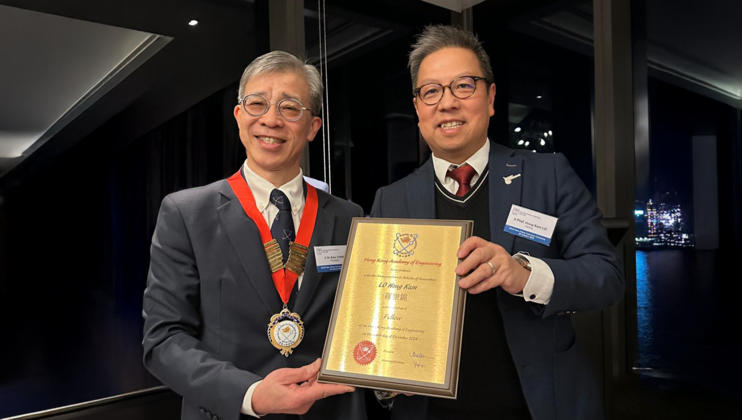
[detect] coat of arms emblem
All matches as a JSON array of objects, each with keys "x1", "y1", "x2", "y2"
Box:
[{"x1": 392, "y1": 233, "x2": 418, "y2": 257}]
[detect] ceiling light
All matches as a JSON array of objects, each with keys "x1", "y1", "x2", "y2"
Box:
[
  {"x1": 540, "y1": 139, "x2": 546, "y2": 146},
  {"x1": 518, "y1": 139, "x2": 524, "y2": 145},
  {"x1": 514, "y1": 127, "x2": 521, "y2": 132},
  {"x1": 525, "y1": 141, "x2": 530, "y2": 147},
  {"x1": 532, "y1": 150, "x2": 537, "y2": 153},
  {"x1": 188, "y1": 19, "x2": 199, "y2": 27},
  {"x1": 536, "y1": 95, "x2": 542, "y2": 99},
  {"x1": 544, "y1": 132, "x2": 549, "y2": 137},
  {"x1": 549, "y1": 130, "x2": 553, "y2": 135}
]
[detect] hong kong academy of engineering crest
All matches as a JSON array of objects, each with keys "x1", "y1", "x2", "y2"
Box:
[{"x1": 392, "y1": 233, "x2": 417, "y2": 257}]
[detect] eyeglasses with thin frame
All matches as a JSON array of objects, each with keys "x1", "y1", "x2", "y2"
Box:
[
  {"x1": 239, "y1": 93, "x2": 311, "y2": 122},
  {"x1": 413, "y1": 76, "x2": 490, "y2": 105}
]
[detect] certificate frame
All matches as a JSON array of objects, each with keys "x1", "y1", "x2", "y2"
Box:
[{"x1": 318, "y1": 218, "x2": 472, "y2": 399}]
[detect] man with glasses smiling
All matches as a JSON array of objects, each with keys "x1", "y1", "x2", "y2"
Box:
[
  {"x1": 371, "y1": 25, "x2": 624, "y2": 420},
  {"x1": 143, "y1": 51, "x2": 366, "y2": 420}
]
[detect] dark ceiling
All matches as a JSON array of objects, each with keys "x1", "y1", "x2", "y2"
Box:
[
  {"x1": 2, "y1": 0, "x2": 738, "y2": 190},
  {"x1": 0, "y1": 0, "x2": 263, "y2": 188}
]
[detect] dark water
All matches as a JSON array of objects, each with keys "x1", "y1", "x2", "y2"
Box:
[{"x1": 635, "y1": 250, "x2": 742, "y2": 398}]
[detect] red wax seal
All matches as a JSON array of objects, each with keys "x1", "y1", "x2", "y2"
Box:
[{"x1": 353, "y1": 340, "x2": 376, "y2": 365}]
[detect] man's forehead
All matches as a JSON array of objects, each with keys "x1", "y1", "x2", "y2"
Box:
[
  {"x1": 244, "y1": 72, "x2": 308, "y2": 99},
  {"x1": 417, "y1": 48, "x2": 482, "y2": 84},
  {"x1": 247, "y1": 90, "x2": 302, "y2": 101},
  {"x1": 417, "y1": 71, "x2": 479, "y2": 85}
]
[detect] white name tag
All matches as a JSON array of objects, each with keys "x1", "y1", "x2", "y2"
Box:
[
  {"x1": 313, "y1": 245, "x2": 347, "y2": 273},
  {"x1": 504, "y1": 204, "x2": 558, "y2": 246}
]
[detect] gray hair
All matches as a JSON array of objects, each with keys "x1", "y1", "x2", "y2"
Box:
[
  {"x1": 237, "y1": 50, "x2": 323, "y2": 116},
  {"x1": 408, "y1": 25, "x2": 494, "y2": 91}
]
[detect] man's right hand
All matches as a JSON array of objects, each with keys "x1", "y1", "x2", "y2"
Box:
[{"x1": 251, "y1": 358, "x2": 355, "y2": 416}]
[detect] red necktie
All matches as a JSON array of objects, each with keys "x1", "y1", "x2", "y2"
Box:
[{"x1": 447, "y1": 164, "x2": 477, "y2": 197}]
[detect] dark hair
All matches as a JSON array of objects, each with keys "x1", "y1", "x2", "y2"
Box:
[{"x1": 408, "y1": 25, "x2": 494, "y2": 90}]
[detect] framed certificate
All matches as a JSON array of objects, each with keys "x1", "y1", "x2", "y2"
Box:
[{"x1": 318, "y1": 218, "x2": 472, "y2": 399}]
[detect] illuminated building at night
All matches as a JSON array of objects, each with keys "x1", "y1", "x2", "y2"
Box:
[{"x1": 635, "y1": 199, "x2": 693, "y2": 248}]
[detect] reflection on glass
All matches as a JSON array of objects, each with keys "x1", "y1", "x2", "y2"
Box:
[{"x1": 635, "y1": 250, "x2": 654, "y2": 369}]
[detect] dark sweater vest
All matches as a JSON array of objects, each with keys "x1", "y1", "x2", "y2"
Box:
[{"x1": 428, "y1": 170, "x2": 530, "y2": 420}]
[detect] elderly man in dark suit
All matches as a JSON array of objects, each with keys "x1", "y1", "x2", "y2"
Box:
[
  {"x1": 371, "y1": 25, "x2": 624, "y2": 420},
  {"x1": 143, "y1": 51, "x2": 366, "y2": 420}
]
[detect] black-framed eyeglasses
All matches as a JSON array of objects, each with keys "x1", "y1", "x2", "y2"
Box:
[
  {"x1": 413, "y1": 76, "x2": 490, "y2": 105},
  {"x1": 239, "y1": 93, "x2": 311, "y2": 122}
]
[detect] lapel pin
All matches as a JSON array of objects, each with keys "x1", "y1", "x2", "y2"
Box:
[{"x1": 503, "y1": 174, "x2": 521, "y2": 185}]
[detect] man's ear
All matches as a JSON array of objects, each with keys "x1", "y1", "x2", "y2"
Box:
[
  {"x1": 413, "y1": 97, "x2": 421, "y2": 128},
  {"x1": 488, "y1": 83, "x2": 496, "y2": 117},
  {"x1": 307, "y1": 116, "x2": 322, "y2": 142},
  {"x1": 233, "y1": 104, "x2": 243, "y2": 124}
]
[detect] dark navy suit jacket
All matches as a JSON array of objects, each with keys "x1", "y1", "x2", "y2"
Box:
[
  {"x1": 143, "y1": 179, "x2": 367, "y2": 420},
  {"x1": 370, "y1": 142, "x2": 624, "y2": 420}
]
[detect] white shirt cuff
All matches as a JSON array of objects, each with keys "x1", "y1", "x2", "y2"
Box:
[
  {"x1": 513, "y1": 255, "x2": 554, "y2": 305},
  {"x1": 241, "y1": 380, "x2": 263, "y2": 417}
]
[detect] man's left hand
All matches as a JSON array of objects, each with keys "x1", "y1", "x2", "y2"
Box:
[{"x1": 455, "y1": 236, "x2": 530, "y2": 295}]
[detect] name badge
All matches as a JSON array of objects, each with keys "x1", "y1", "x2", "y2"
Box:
[
  {"x1": 314, "y1": 245, "x2": 347, "y2": 273},
  {"x1": 504, "y1": 204, "x2": 558, "y2": 246}
]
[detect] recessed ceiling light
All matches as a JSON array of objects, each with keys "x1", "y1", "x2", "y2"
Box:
[
  {"x1": 514, "y1": 127, "x2": 521, "y2": 132},
  {"x1": 540, "y1": 139, "x2": 546, "y2": 146},
  {"x1": 188, "y1": 19, "x2": 199, "y2": 27},
  {"x1": 536, "y1": 95, "x2": 542, "y2": 99},
  {"x1": 518, "y1": 139, "x2": 524, "y2": 145}
]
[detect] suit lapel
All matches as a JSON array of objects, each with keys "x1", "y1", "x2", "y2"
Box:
[
  {"x1": 217, "y1": 182, "x2": 281, "y2": 315},
  {"x1": 406, "y1": 159, "x2": 436, "y2": 219},
  {"x1": 488, "y1": 144, "x2": 524, "y2": 254},
  {"x1": 294, "y1": 193, "x2": 337, "y2": 316}
]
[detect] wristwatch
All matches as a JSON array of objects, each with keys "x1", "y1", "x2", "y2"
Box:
[
  {"x1": 512, "y1": 252, "x2": 532, "y2": 272},
  {"x1": 374, "y1": 390, "x2": 399, "y2": 400}
]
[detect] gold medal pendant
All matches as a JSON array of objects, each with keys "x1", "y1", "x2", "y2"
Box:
[
  {"x1": 268, "y1": 308, "x2": 305, "y2": 357},
  {"x1": 226, "y1": 173, "x2": 317, "y2": 359}
]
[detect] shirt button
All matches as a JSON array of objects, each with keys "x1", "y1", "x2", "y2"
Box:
[{"x1": 529, "y1": 294, "x2": 536, "y2": 300}]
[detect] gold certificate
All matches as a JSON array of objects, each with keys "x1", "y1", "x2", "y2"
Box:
[{"x1": 318, "y1": 218, "x2": 472, "y2": 398}]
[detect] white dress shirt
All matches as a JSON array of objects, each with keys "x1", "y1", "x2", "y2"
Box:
[
  {"x1": 240, "y1": 159, "x2": 307, "y2": 417},
  {"x1": 430, "y1": 140, "x2": 555, "y2": 305}
]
